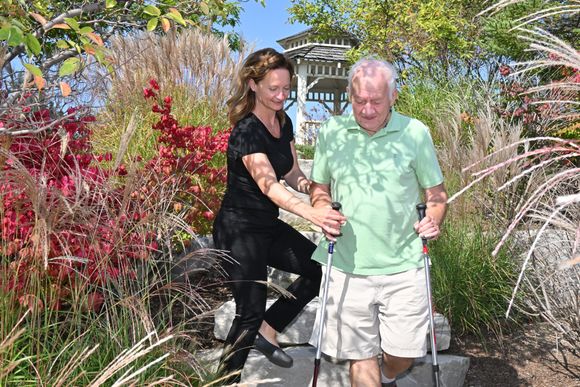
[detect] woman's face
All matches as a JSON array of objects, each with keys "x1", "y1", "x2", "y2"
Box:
[{"x1": 249, "y1": 68, "x2": 291, "y2": 112}]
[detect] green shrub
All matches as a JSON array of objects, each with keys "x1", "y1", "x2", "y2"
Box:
[
  {"x1": 296, "y1": 144, "x2": 315, "y2": 159},
  {"x1": 430, "y1": 222, "x2": 524, "y2": 337}
]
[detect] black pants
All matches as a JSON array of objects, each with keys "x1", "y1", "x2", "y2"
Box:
[{"x1": 212, "y1": 208, "x2": 321, "y2": 382}]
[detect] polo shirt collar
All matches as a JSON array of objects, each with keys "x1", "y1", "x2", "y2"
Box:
[{"x1": 346, "y1": 109, "x2": 402, "y2": 138}]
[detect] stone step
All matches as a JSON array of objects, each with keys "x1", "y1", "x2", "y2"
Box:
[
  {"x1": 214, "y1": 298, "x2": 451, "y2": 352},
  {"x1": 198, "y1": 346, "x2": 469, "y2": 386}
]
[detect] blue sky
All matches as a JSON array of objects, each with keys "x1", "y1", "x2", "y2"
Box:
[
  {"x1": 236, "y1": 1, "x2": 310, "y2": 123},
  {"x1": 237, "y1": 1, "x2": 307, "y2": 53}
]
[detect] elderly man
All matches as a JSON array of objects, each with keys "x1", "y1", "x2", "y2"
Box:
[{"x1": 309, "y1": 58, "x2": 448, "y2": 387}]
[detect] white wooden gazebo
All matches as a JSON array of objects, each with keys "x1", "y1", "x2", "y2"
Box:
[{"x1": 277, "y1": 28, "x2": 357, "y2": 144}]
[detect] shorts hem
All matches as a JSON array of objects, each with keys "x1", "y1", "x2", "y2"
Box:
[
  {"x1": 334, "y1": 351, "x2": 382, "y2": 361},
  {"x1": 382, "y1": 346, "x2": 427, "y2": 359},
  {"x1": 310, "y1": 342, "x2": 382, "y2": 361}
]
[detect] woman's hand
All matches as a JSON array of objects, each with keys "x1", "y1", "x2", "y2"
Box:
[{"x1": 310, "y1": 206, "x2": 346, "y2": 241}]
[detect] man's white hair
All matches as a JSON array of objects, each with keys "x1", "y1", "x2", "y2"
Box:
[{"x1": 347, "y1": 57, "x2": 398, "y2": 97}]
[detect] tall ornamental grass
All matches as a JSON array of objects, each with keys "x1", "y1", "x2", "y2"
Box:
[
  {"x1": 0, "y1": 79, "x2": 231, "y2": 384},
  {"x1": 448, "y1": 0, "x2": 580, "y2": 350},
  {"x1": 430, "y1": 223, "x2": 523, "y2": 338},
  {"x1": 91, "y1": 29, "x2": 250, "y2": 162}
]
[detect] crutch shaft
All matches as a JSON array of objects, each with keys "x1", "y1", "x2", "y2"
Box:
[
  {"x1": 417, "y1": 203, "x2": 441, "y2": 387},
  {"x1": 315, "y1": 243, "x2": 335, "y2": 360},
  {"x1": 312, "y1": 201, "x2": 342, "y2": 387}
]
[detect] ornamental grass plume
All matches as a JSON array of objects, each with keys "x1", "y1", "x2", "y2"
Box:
[
  {"x1": 451, "y1": 1, "x2": 579, "y2": 350},
  {"x1": 91, "y1": 29, "x2": 250, "y2": 162}
]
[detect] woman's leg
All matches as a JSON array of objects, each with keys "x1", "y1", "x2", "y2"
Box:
[
  {"x1": 263, "y1": 220, "x2": 321, "y2": 333},
  {"x1": 213, "y1": 211, "x2": 270, "y2": 381}
]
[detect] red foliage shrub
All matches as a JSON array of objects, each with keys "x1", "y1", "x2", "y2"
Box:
[
  {"x1": 143, "y1": 80, "x2": 230, "y2": 235},
  {"x1": 0, "y1": 80, "x2": 230, "y2": 310}
]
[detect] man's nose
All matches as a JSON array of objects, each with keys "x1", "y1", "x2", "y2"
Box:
[{"x1": 362, "y1": 102, "x2": 374, "y2": 114}]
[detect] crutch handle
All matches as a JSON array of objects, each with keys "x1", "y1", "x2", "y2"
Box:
[
  {"x1": 416, "y1": 203, "x2": 428, "y2": 246},
  {"x1": 331, "y1": 202, "x2": 342, "y2": 237},
  {"x1": 416, "y1": 203, "x2": 427, "y2": 221}
]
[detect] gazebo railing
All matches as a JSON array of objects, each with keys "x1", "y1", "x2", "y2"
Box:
[{"x1": 299, "y1": 120, "x2": 322, "y2": 145}]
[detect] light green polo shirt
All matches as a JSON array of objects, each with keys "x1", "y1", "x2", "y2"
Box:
[{"x1": 310, "y1": 110, "x2": 444, "y2": 275}]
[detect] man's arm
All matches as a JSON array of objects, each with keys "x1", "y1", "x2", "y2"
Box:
[
  {"x1": 310, "y1": 182, "x2": 333, "y2": 209},
  {"x1": 414, "y1": 183, "x2": 448, "y2": 239}
]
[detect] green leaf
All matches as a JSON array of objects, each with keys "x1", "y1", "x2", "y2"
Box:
[
  {"x1": 143, "y1": 5, "x2": 161, "y2": 17},
  {"x1": 93, "y1": 49, "x2": 105, "y2": 64},
  {"x1": 64, "y1": 17, "x2": 80, "y2": 31},
  {"x1": 0, "y1": 27, "x2": 10, "y2": 41},
  {"x1": 56, "y1": 39, "x2": 69, "y2": 49},
  {"x1": 10, "y1": 19, "x2": 26, "y2": 30},
  {"x1": 164, "y1": 12, "x2": 186, "y2": 27},
  {"x1": 23, "y1": 63, "x2": 42, "y2": 77},
  {"x1": 24, "y1": 34, "x2": 41, "y2": 56},
  {"x1": 58, "y1": 57, "x2": 80, "y2": 76},
  {"x1": 79, "y1": 26, "x2": 94, "y2": 34},
  {"x1": 7, "y1": 26, "x2": 24, "y2": 47},
  {"x1": 146, "y1": 17, "x2": 159, "y2": 31},
  {"x1": 105, "y1": 0, "x2": 117, "y2": 9}
]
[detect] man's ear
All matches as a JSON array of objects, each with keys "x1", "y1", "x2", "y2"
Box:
[{"x1": 392, "y1": 88, "x2": 398, "y2": 101}]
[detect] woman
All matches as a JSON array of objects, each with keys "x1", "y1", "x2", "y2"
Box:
[{"x1": 212, "y1": 48, "x2": 345, "y2": 382}]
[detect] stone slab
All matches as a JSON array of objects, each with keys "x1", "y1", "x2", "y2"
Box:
[
  {"x1": 198, "y1": 346, "x2": 469, "y2": 386},
  {"x1": 214, "y1": 298, "x2": 319, "y2": 345},
  {"x1": 215, "y1": 298, "x2": 451, "y2": 351}
]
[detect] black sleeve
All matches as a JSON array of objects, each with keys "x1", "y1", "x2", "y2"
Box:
[
  {"x1": 229, "y1": 116, "x2": 266, "y2": 158},
  {"x1": 284, "y1": 112, "x2": 295, "y2": 143}
]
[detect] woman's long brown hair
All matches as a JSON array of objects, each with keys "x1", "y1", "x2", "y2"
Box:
[{"x1": 227, "y1": 48, "x2": 294, "y2": 126}]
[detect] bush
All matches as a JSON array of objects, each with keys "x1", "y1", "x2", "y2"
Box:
[
  {"x1": 0, "y1": 88, "x2": 229, "y2": 385},
  {"x1": 430, "y1": 222, "x2": 524, "y2": 337},
  {"x1": 295, "y1": 143, "x2": 315, "y2": 160}
]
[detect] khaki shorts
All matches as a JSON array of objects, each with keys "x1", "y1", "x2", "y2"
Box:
[{"x1": 309, "y1": 267, "x2": 429, "y2": 360}]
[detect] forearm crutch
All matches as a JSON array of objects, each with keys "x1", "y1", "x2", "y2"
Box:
[
  {"x1": 417, "y1": 203, "x2": 441, "y2": 387},
  {"x1": 312, "y1": 202, "x2": 342, "y2": 387}
]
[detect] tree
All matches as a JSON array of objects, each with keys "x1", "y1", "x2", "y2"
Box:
[
  {"x1": 288, "y1": 0, "x2": 575, "y2": 84},
  {"x1": 0, "y1": 0, "x2": 263, "y2": 136}
]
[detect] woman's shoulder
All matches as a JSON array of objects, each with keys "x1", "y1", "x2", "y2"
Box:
[
  {"x1": 232, "y1": 113, "x2": 260, "y2": 134},
  {"x1": 281, "y1": 112, "x2": 294, "y2": 134}
]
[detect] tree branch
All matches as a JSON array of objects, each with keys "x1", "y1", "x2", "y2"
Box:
[{"x1": 2, "y1": 2, "x2": 116, "y2": 66}]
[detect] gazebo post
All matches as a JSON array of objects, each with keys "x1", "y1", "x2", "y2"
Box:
[
  {"x1": 295, "y1": 58, "x2": 308, "y2": 145},
  {"x1": 277, "y1": 29, "x2": 356, "y2": 145}
]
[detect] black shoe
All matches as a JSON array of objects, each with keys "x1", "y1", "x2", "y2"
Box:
[{"x1": 254, "y1": 333, "x2": 293, "y2": 368}]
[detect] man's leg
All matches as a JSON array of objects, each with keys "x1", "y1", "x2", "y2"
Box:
[
  {"x1": 381, "y1": 352, "x2": 413, "y2": 379},
  {"x1": 350, "y1": 357, "x2": 380, "y2": 387}
]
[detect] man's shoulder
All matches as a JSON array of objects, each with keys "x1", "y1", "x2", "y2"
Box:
[{"x1": 392, "y1": 111, "x2": 430, "y2": 137}]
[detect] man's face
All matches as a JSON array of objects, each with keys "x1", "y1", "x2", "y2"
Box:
[{"x1": 350, "y1": 66, "x2": 397, "y2": 133}]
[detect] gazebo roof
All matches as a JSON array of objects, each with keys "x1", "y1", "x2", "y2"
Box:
[
  {"x1": 284, "y1": 45, "x2": 349, "y2": 63},
  {"x1": 276, "y1": 27, "x2": 314, "y2": 48}
]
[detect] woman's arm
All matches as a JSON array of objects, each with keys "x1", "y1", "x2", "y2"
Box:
[
  {"x1": 283, "y1": 141, "x2": 311, "y2": 194},
  {"x1": 242, "y1": 152, "x2": 344, "y2": 236}
]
